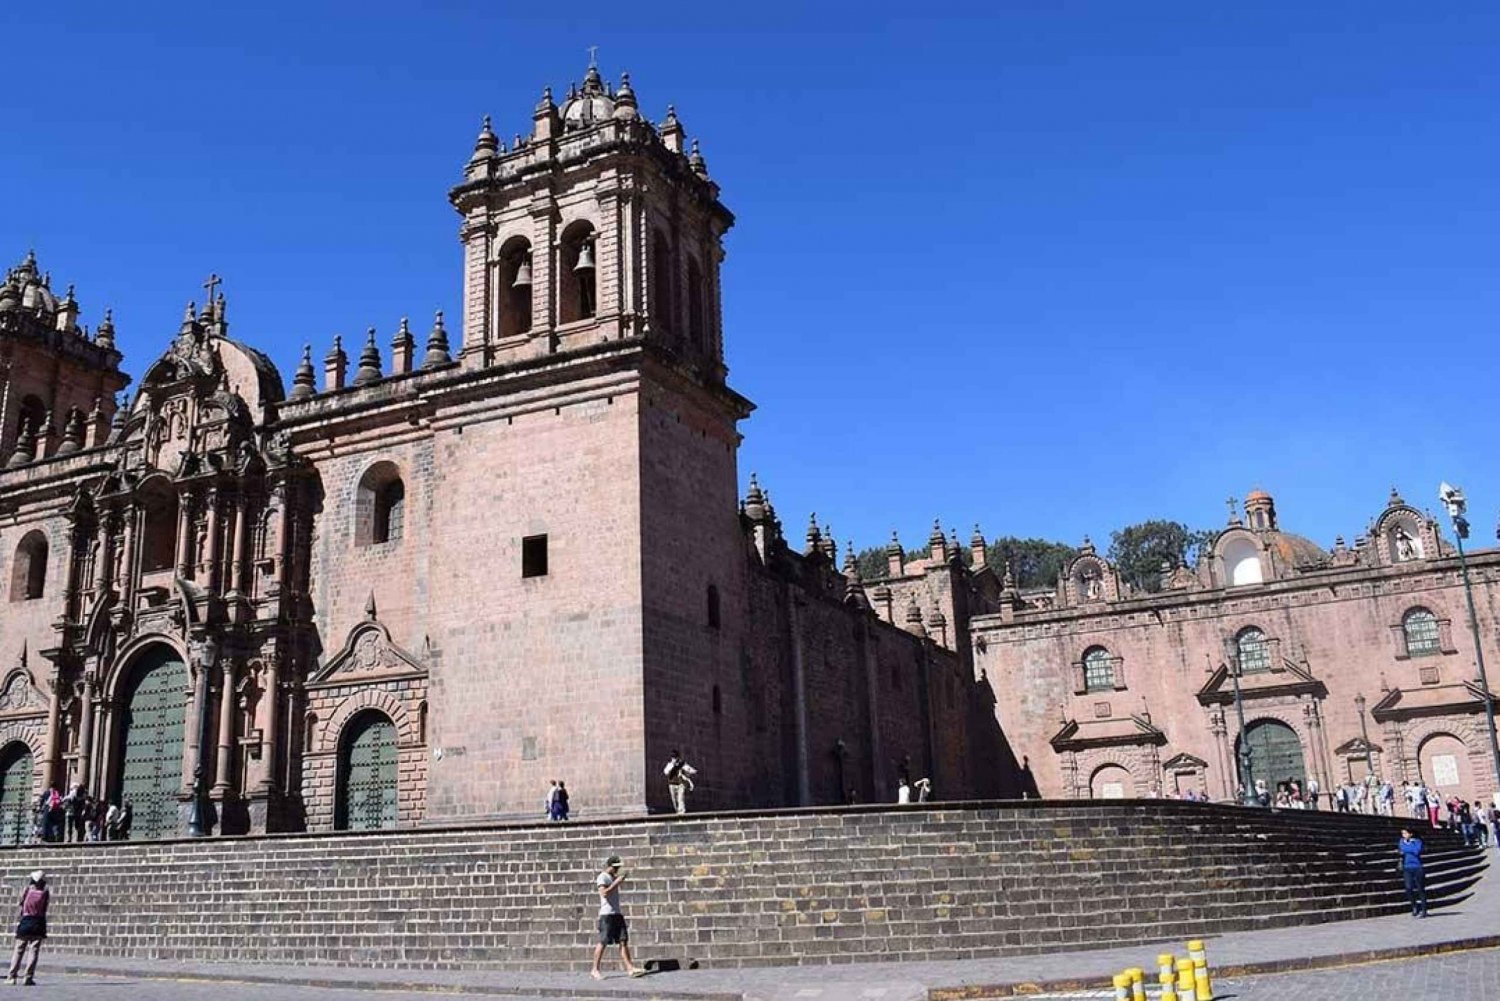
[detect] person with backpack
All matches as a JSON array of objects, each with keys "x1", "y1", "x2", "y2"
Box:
[
  {"x1": 5, "y1": 870, "x2": 49, "y2": 985},
  {"x1": 663, "y1": 750, "x2": 696, "y2": 814}
]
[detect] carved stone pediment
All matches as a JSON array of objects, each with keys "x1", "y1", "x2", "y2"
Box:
[
  {"x1": 0, "y1": 669, "x2": 46, "y2": 717},
  {"x1": 309, "y1": 618, "x2": 425, "y2": 688}
]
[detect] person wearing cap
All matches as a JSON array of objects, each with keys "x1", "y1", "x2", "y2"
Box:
[
  {"x1": 6, "y1": 870, "x2": 49, "y2": 985},
  {"x1": 590, "y1": 855, "x2": 646, "y2": 980}
]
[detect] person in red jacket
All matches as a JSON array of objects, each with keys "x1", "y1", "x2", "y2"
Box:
[{"x1": 6, "y1": 870, "x2": 49, "y2": 986}]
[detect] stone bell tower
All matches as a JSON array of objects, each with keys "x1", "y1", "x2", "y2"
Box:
[{"x1": 450, "y1": 57, "x2": 731, "y2": 381}]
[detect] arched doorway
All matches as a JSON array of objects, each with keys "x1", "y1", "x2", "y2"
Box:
[
  {"x1": 115, "y1": 646, "x2": 188, "y2": 839},
  {"x1": 335, "y1": 710, "x2": 398, "y2": 831},
  {"x1": 1090, "y1": 763, "x2": 1131, "y2": 799},
  {"x1": 1418, "y1": 733, "x2": 1472, "y2": 796},
  {"x1": 1239, "y1": 719, "x2": 1306, "y2": 793},
  {"x1": 0, "y1": 743, "x2": 33, "y2": 846}
]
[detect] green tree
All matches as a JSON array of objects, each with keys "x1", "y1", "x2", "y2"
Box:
[
  {"x1": 1107, "y1": 520, "x2": 1215, "y2": 593},
  {"x1": 985, "y1": 537, "x2": 1076, "y2": 589}
]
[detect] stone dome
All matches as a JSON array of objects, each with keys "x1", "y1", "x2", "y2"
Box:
[
  {"x1": 561, "y1": 63, "x2": 615, "y2": 129},
  {"x1": 1267, "y1": 530, "x2": 1327, "y2": 569},
  {"x1": 0, "y1": 251, "x2": 56, "y2": 314}
]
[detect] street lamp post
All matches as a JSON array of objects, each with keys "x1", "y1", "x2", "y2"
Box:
[
  {"x1": 1224, "y1": 640, "x2": 1257, "y2": 806},
  {"x1": 1438, "y1": 482, "x2": 1500, "y2": 798}
]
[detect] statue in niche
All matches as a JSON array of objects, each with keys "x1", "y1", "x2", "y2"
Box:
[
  {"x1": 1080, "y1": 568, "x2": 1102, "y2": 601},
  {"x1": 1394, "y1": 526, "x2": 1417, "y2": 562}
]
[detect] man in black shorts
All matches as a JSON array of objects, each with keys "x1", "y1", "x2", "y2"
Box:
[{"x1": 590, "y1": 855, "x2": 646, "y2": 980}]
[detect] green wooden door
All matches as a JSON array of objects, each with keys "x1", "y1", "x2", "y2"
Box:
[
  {"x1": 0, "y1": 744, "x2": 33, "y2": 846},
  {"x1": 117, "y1": 648, "x2": 188, "y2": 839},
  {"x1": 337, "y1": 713, "x2": 397, "y2": 831},
  {"x1": 1240, "y1": 719, "x2": 1306, "y2": 792}
]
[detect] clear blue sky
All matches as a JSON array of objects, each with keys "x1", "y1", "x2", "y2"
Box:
[{"x1": 4, "y1": 3, "x2": 1498, "y2": 556}]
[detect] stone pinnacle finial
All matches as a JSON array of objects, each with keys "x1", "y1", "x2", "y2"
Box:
[
  {"x1": 5, "y1": 419, "x2": 36, "y2": 468},
  {"x1": 688, "y1": 138, "x2": 709, "y2": 177},
  {"x1": 365, "y1": 592, "x2": 378, "y2": 621},
  {"x1": 805, "y1": 513, "x2": 822, "y2": 554},
  {"x1": 289, "y1": 344, "x2": 317, "y2": 401},
  {"x1": 57, "y1": 408, "x2": 84, "y2": 455},
  {"x1": 842, "y1": 541, "x2": 860, "y2": 579},
  {"x1": 95, "y1": 308, "x2": 116, "y2": 349},
  {"x1": 354, "y1": 327, "x2": 383, "y2": 386},
  {"x1": 423, "y1": 309, "x2": 452, "y2": 368},
  {"x1": 469, "y1": 115, "x2": 499, "y2": 166}
]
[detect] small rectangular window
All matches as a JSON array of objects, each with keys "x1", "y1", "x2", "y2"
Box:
[{"x1": 522, "y1": 534, "x2": 548, "y2": 578}]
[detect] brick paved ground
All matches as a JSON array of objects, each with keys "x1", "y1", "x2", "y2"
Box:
[{"x1": 19, "y1": 949, "x2": 1500, "y2": 1000}]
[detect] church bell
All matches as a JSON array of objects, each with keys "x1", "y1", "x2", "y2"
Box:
[
  {"x1": 512, "y1": 254, "x2": 532, "y2": 287},
  {"x1": 573, "y1": 240, "x2": 596, "y2": 273}
]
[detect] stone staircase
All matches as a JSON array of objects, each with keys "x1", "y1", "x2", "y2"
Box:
[{"x1": 0, "y1": 801, "x2": 1484, "y2": 971}]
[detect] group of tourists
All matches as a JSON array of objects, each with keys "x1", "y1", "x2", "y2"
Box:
[
  {"x1": 31, "y1": 785, "x2": 133, "y2": 844},
  {"x1": 544, "y1": 780, "x2": 571, "y2": 822}
]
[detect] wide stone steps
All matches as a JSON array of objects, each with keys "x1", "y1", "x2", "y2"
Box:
[{"x1": 0, "y1": 801, "x2": 1483, "y2": 970}]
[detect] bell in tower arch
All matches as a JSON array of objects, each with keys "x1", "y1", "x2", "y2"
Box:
[
  {"x1": 512, "y1": 254, "x2": 533, "y2": 287},
  {"x1": 573, "y1": 239, "x2": 596, "y2": 273}
]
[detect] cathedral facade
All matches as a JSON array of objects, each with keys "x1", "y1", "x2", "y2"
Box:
[
  {"x1": 4, "y1": 62, "x2": 1498, "y2": 841},
  {"x1": 972, "y1": 490, "x2": 1500, "y2": 805},
  {"x1": 0, "y1": 63, "x2": 1009, "y2": 840}
]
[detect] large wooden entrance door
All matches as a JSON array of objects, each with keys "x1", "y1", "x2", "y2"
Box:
[
  {"x1": 336, "y1": 711, "x2": 397, "y2": 831},
  {"x1": 117, "y1": 646, "x2": 188, "y2": 839},
  {"x1": 1240, "y1": 719, "x2": 1306, "y2": 791},
  {"x1": 0, "y1": 743, "x2": 33, "y2": 846}
]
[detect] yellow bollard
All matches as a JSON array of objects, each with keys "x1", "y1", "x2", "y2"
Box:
[
  {"x1": 1129, "y1": 967, "x2": 1147, "y2": 1001},
  {"x1": 1187, "y1": 939, "x2": 1213, "y2": 1001},
  {"x1": 1176, "y1": 957, "x2": 1195, "y2": 999},
  {"x1": 1112, "y1": 972, "x2": 1130, "y2": 1001},
  {"x1": 1158, "y1": 953, "x2": 1176, "y2": 984},
  {"x1": 1159, "y1": 968, "x2": 1179, "y2": 1001}
]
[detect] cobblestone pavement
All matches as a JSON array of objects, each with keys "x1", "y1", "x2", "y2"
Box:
[{"x1": 18, "y1": 949, "x2": 1500, "y2": 1000}]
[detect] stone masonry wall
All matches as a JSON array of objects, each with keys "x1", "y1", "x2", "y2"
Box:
[{"x1": 0, "y1": 801, "x2": 1475, "y2": 972}]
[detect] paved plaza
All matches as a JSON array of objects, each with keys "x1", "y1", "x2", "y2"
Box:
[{"x1": 17, "y1": 949, "x2": 1500, "y2": 1000}]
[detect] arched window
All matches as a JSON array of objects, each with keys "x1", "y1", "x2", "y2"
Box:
[
  {"x1": 356, "y1": 462, "x2": 405, "y2": 547},
  {"x1": 558, "y1": 221, "x2": 596, "y2": 324},
  {"x1": 375, "y1": 481, "x2": 405, "y2": 544},
  {"x1": 707, "y1": 584, "x2": 721, "y2": 628},
  {"x1": 1236, "y1": 627, "x2": 1272, "y2": 674},
  {"x1": 686, "y1": 256, "x2": 706, "y2": 349},
  {"x1": 1082, "y1": 647, "x2": 1115, "y2": 693},
  {"x1": 139, "y1": 482, "x2": 178, "y2": 573},
  {"x1": 497, "y1": 236, "x2": 533, "y2": 339},
  {"x1": 650, "y1": 230, "x2": 673, "y2": 336},
  {"x1": 9, "y1": 531, "x2": 47, "y2": 602},
  {"x1": 1403, "y1": 609, "x2": 1441, "y2": 658}
]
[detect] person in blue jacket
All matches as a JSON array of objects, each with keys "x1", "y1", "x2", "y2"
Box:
[{"x1": 1398, "y1": 828, "x2": 1427, "y2": 918}]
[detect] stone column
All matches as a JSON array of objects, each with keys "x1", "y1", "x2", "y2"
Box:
[
  {"x1": 94, "y1": 512, "x2": 115, "y2": 597},
  {"x1": 213, "y1": 659, "x2": 237, "y2": 796},
  {"x1": 1210, "y1": 709, "x2": 1233, "y2": 800},
  {"x1": 44, "y1": 669, "x2": 63, "y2": 791},
  {"x1": 204, "y1": 490, "x2": 222, "y2": 592},
  {"x1": 76, "y1": 673, "x2": 96, "y2": 790},
  {"x1": 184, "y1": 640, "x2": 216, "y2": 797},
  {"x1": 175, "y1": 491, "x2": 194, "y2": 577},
  {"x1": 230, "y1": 495, "x2": 252, "y2": 596},
  {"x1": 259, "y1": 658, "x2": 282, "y2": 796}
]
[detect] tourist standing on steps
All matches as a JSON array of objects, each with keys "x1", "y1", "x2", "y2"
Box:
[
  {"x1": 1398, "y1": 829, "x2": 1427, "y2": 918},
  {"x1": 6, "y1": 870, "x2": 48, "y2": 986},
  {"x1": 590, "y1": 855, "x2": 646, "y2": 981},
  {"x1": 663, "y1": 750, "x2": 696, "y2": 814},
  {"x1": 555, "y1": 781, "x2": 570, "y2": 822},
  {"x1": 545, "y1": 780, "x2": 559, "y2": 821}
]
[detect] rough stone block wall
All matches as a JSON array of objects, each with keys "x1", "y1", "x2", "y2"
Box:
[{"x1": 1, "y1": 802, "x2": 1477, "y2": 972}]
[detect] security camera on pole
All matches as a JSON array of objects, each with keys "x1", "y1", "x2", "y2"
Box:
[{"x1": 1437, "y1": 483, "x2": 1500, "y2": 795}]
